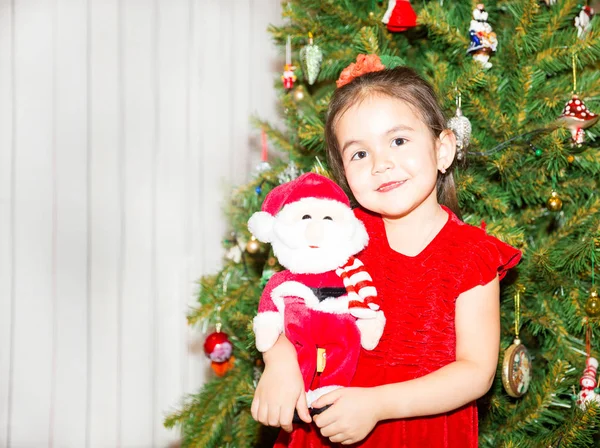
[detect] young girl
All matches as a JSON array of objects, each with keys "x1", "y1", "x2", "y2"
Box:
[{"x1": 251, "y1": 57, "x2": 521, "y2": 447}]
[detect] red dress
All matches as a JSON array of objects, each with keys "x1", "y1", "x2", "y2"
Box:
[{"x1": 275, "y1": 205, "x2": 521, "y2": 448}]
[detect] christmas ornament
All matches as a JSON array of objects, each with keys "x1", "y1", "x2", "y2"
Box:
[
  {"x1": 204, "y1": 328, "x2": 233, "y2": 363},
  {"x1": 467, "y1": 4, "x2": 498, "y2": 69},
  {"x1": 575, "y1": 6, "x2": 594, "y2": 40},
  {"x1": 543, "y1": 0, "x2": 556, "y2": 5},
  {"x1": 576, "y1": 357, "x2": 600, "y2": 409},
  {"x1": 246, "y1": 235, "x2": 261, "y2": 254},
  {"x1": 292, "y1": 86, "x2": 305, "y2": 102},
  {"x1": 225, "y1": 245, "x2": 242, "y2": 263},
  {"x1": 382, "y1": 0, "x2": 417, "y2": 32},
  {"x1": 567, "y1": 154, "x2": 575, "y2": 163},
  {"x1": 299, "y1": 32, "x2": 323, "y2": 85},
  {"x1": 282, "y1": 36, "x2": 297, "y2": 90},
  {"x1": 557, "y1": 94, "x2": 598, "y2": 145},
  {"x1": 585, "y1": 288, "x2": 600, "y2": 317},
  {"x1": 204, "y1": 320, "x2": 234, "y2": 376},
  {"x1": 254, "y1": 130, "x2": 271, "y2": 175},
  {"x1": 277, "y1": 160, "x2": 303, "y2": 184},
  {"x1": 447, "y1": 92, "x2": 472, "y2": 161},
  {"x1": 546, "y1": 191, "x2": 563, "y2": 212},
  {"x1": 211, "y1": 356, "x2": 235, "y2": 377},
  {"x1": 502, "y1": 289, "x2": 532, "y2": 398}
]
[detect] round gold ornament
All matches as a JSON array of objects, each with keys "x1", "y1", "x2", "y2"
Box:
[
  {"x1": 246, "y1": 236, "x2": 261, "y2": 254},
  {"x1": 546, "y1": 191, "x2": 563, "y2": 212},
  {"x1": 585, "y1": 288, "x2": 600, "y2": 317},
  {"x1": 292, "y1": 86, "x2": 305, "y2": 102},
  {"x1": 567, "y1": 155, "x2": 575, "y2": 163},
  {"x1": 502, "y1": 338, "x2": 532, "y2": 397}
]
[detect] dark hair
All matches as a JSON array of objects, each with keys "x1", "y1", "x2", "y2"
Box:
[{"x1": 324, "y1": 66, "x2": 461, "y2": 218}]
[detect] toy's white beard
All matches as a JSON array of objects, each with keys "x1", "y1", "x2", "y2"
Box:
[{"x1": 271, "y1": 206, "x2": 369, "y2": 274}]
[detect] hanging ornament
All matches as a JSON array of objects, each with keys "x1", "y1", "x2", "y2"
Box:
[
  {"x1": 299, "y1": 32, "x2": 323, "y2": 85},
  {"x1": 204, "y1": 319, "x2": 234, "y2": 376},
  {"x1": 557, "y1": 94, "x2": 598, "y2": 145},
  {"x1": 502, "y1": 289, "x2": 532, "y2": 398},
  {"x1": 292, "y1": 85, "x2": 305, "y2": 102},
  {"x1": 277, "y1": 160, "x2": 303, "y2": 184},
  {"x1": 254, "y1": 130, "x2": 271, "y2": 175},
  {"x1": 557, "y1": 53, "x2": 599, "y2": 145},
  {"x1": 576, "y1": 357, "x2": 600, "y2": 409},
  {"x1": 586, "y1": 288, "x2": 600, "y2": 317},
  {"x1": 447, "y1": 91, "x2": 472, "y2": 161},
  {"x1": 246, "y1": 235, "x2": 262, "y2": 254},
  {"x1": 575, "y1": 6, "x2": 595, "y2": 40},
  {"x1": 382, "y1": 0, "x2": 417, "y2": 32},
  {"x1": 575, "y1": 325, "x2": 600, "y2": 409},
  {"x1": 546, "y1": 191, "x2": 563, "y2": 212},
  {"x1": 586, "y1": 255, "x2": 599, "y2": 317},
  {"x1": 567, "y1": 154, "x2": 575, "y2": 163},
  {"x1": 225, "y1": 245, "x2": 242, "y2": 264},
  {"x1": 467, "y1": 4, "x2": 498, "y2": 69},
  {"x1": 282, "y1": 36, "x2": 297, "y2": 90}
]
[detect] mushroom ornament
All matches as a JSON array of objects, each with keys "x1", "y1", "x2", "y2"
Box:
[{"x1": 557, "y1": 94, "x2": 599, "y2": 145}]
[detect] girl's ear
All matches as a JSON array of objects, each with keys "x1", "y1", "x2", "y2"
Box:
[{"x1": 436, "y1": 129, "x2": 457, "y2": 173}]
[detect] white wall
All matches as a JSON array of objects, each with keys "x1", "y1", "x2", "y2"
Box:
[{"x1": 0, "y1": 1, "x2": 283, "y2": 447}]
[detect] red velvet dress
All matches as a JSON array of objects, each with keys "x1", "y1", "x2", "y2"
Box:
[{"x1": 275, "y1": 205, "x2": 521, "y2": 448}]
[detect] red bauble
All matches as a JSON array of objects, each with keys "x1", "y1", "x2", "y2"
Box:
[{"x1": 203, "y1": 331, "x2": 233, "y2": 363}]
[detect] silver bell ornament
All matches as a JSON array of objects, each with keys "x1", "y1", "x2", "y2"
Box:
[{"x1": 447, "y1": 93, "x2": 472, "y2": 162}]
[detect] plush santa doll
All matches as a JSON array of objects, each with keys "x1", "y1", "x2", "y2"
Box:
[{"x1": 249, "y1": 173, "x2": 385, "y2": 411}]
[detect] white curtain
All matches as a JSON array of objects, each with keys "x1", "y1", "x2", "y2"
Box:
[{"x1": 0, "y1": 0, "x2": 283, "y2": 446}]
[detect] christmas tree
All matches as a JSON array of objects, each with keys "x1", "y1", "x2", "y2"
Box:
[{"x1": 165, "y1": 1, "x2": 600, "y2": 447}]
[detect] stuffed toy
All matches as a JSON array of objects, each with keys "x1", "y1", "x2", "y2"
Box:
[{"x1": 249, "y1": 172, "x2": 385, "y2": 414}]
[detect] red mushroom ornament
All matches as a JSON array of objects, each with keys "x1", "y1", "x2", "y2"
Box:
[{"x1": 557, "y1": 94, "x2": 599, "y2": 145}]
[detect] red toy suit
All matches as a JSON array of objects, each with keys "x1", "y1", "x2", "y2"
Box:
[
  {"x1": 275, "y1": 205, "x2": 522, "y2": 448},
  {"x1": 256, "y1": 270, "x2": 362, "y2": 399}
]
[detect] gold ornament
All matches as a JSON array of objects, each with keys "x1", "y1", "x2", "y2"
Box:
[
  {"x1": 369, "y1": 11, "x2": 375, "y2": 18},
  {"x1": 586, "y1": 288, "x2": 600, "y2": 317},
  {"x1": 292, "y1": 86, "x2": 305, "y2": 102},
  {"x1": 546, "y1": 191, "x2": 563, "y2": 212},
  {"x1": 246, "y1": 236, "x2": 261, "y2": 254},
  {"x1": 502, "y1": 290, "x2": 532, "y2": 397},
  {"x1": 567, "y1": 155, "x2": 575, "y2": 163}
]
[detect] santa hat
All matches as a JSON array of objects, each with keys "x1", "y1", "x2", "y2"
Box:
[{"x1": 248, "y1": 173, "x2": 350, "y2": 242}]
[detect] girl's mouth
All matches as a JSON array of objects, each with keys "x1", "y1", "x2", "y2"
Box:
[{"x1": 377, "y1": 181, "x2": 405, "y2": 192}]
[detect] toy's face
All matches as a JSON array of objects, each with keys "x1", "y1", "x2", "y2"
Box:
[{"x1": 271, "y1": 198, "x2": 368, "y2": 274}]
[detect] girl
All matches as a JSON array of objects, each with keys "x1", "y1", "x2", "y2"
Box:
[{"x1": 251, "y1": 58, "x2": 521, "y2": 447}]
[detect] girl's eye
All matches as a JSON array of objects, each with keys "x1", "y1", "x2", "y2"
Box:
[
  {"x1": 392, "y1": 138, "x2": 407, "y2": 147},
  {"x1": 323, "y1": 216, "x2": 333, "y2": 221},
  {"x1": 351, "y1": 150, "x2": 368, "y2": 161},
  {"x1": 302, "y1": 215, "x2": 312, "y2": 220}
]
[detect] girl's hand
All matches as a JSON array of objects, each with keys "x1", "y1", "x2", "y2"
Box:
[
  {"x1": 312, "y1": 387, "x2": 380, "y2": 445},
  {"x1": 251, "y1": 334, "x2": 311, "y2": 432}
]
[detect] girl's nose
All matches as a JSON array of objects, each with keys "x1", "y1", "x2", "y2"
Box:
[
  {"x1": 305, "y1": 220, "x2": 324, "y2": 246},
  {"x1": 371, "y1": 150, "x2": 395, "y2": 175}
]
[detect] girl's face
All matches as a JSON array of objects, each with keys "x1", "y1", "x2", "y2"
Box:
[{"x1": 336, "y1": 94, "x2": 454, "y2": 219}]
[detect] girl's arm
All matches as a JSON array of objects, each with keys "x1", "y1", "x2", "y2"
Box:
[
  {"x1": 374, "y1": 276, "x2": 500, "y2": 419},
  {"x1": 312, "y1": 277, "x2": 500, "y2": 444},
  {"x1": 251, "y1": 333, "x2": 312, "y2": 432}
]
